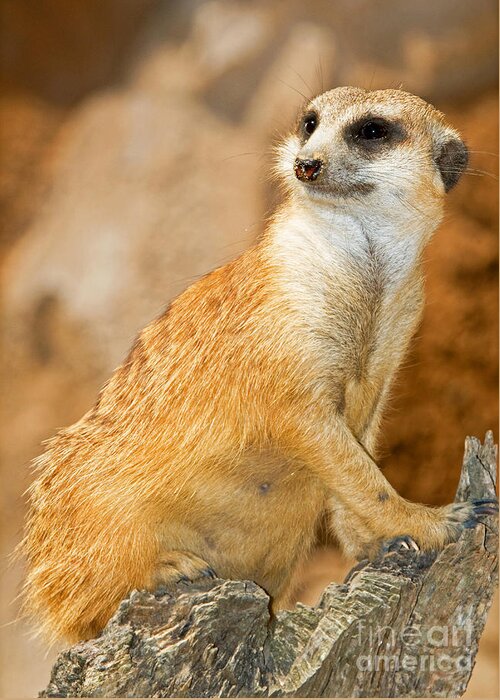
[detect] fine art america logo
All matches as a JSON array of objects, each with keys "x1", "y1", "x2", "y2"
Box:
[{"x1": 354, "y1": 617, "x2": 474, "y2": 673}]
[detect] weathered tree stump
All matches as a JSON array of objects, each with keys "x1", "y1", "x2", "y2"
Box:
[{"x1": 42, "y1": 434, "x2": 498, "y2": 698}]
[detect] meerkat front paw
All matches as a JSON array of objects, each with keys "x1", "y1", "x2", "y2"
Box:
[
  {"x1": 381, "y1": 498, "x2": 498, "y2": 556},
  {"x1": 397, "y1": 498, "x2": 498, "y2": 554},
  {"x1": 356, "y1": 498, "x2": 498, "y2": 565},
  {"x1": 152, "y1": 550, "x2": 216, "y2": 595}
]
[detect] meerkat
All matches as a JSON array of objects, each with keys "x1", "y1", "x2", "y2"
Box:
[{"x1": 22, "y1": 86, "x2": 497, "y2": 644}]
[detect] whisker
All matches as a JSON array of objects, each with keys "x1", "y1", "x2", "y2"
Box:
[
  {"x1": 218, "y1": 151, "x2": 262, "y2": 163},
  {"x1": 368, "y1": 67, "x2": 377, "y2": 91},
  {"x1": 275, "y1": 78, "x2": 310, "y2": 104},
  {"x1": 317, "y1": 57, "x2": 325, "y2": 94},
  {"x1": 287, "y1": 67, "x2": 314, "y2": 99},
  {"x1": 465, "y1": 168, "x2": 498, "y2": 180},
  {"x1": 466, "y1": 150, "x2": 499, "y2": 158},
  {"x1": 440, "y1": 168, "x2": 499, "y2": 181}
]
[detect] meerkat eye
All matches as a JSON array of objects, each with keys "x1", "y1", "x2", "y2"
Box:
[
  {"x1": 357, "y1": 120, "x2": 389, "y2": 140},
  {"x1": 302, "y1": 112, "x2": 318, "y2": 138}
]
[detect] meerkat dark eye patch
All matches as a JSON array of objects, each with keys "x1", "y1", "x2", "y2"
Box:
[
  {"x1": 435, "y1": 138, "x2": 469, "y2": 192},
  {"x1": 345, "y1": 116, "x2": 406, "y2": 153},
  {"x1": 300, "y1": 111, "x2": 318, "y2": 139}
]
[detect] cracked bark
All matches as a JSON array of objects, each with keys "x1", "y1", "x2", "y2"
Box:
[{"x1": 41, "y1": 434, "x2": 498, "y2": 698}]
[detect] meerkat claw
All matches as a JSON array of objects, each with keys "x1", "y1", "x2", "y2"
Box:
[
  {"x1": 153, "y1": 584, "x2": 170, "y2": 598},
  {"x1": 381, "y1": 535, "x2": 420, "y2": 555},
  {"x1": 177, "y1": 568, "x2": 217, "y2": 583},
  {"x1": 472, "y1": 497, "x2": 498, "y2": 512},
  {"x1": 463, "y1": 498, "x2": 498, "y2": 527},
  {"x1": 344, "y1": 558, "x2": 371, "y2": 583}
]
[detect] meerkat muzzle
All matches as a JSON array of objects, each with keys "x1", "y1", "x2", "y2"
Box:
[{"x1": 294, "y1": 157, "x2": 323, "y2": 182}]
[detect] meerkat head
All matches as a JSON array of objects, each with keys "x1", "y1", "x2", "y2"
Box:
[{"x1": 275, "y1": 86, "x2": 468, "y2": 220}]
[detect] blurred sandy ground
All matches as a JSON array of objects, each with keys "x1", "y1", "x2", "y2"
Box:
[{"x1": 0, "y1": 1, "x2": 497, "y2": 696}]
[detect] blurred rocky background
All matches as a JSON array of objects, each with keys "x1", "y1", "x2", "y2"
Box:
[{"x1": 0, "y1": 0, "x2": 497, "y2": 696}]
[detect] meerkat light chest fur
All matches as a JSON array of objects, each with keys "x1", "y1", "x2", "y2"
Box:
[{"x1": 23, "y1": 86, "x2": 495, "y2": 644}]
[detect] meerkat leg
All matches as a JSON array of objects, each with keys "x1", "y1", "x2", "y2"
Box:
[
  {"x1": 289, "y1": 414, "x2": 497, "y2": 559},
  {"x1": 153, "y1": 551, "x2": 216, "y2": 590},
  {"x1": 327, "y1": 390, "x2": 399, "y2": 558},
  {"x1": 328, "y1": 497, "x2": 375, "y2": 559},
  {"x1": 358, "y1": 387, "x2": 389, "y2": 460}
]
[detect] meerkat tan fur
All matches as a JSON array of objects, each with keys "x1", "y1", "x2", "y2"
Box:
[{"x1": 22, "y1": 87, "x2": 495, "y2": 644}]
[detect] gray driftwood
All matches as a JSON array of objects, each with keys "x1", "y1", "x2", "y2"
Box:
[{"x1": 42, "y1": 434, "x2": 498, "y2": 698}]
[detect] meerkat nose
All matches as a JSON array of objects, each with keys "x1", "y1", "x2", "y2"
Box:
[{"x1": 294, "y1": 157, "x2": 323, "y2": 182}]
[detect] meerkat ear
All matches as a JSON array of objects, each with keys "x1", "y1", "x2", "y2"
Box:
[{"x1": 434, "y1": 134, "x2": 469, "y2": 192}]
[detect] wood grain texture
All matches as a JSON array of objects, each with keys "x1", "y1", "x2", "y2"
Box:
[{"x1": 41, "y1": 434, "x2": 498, "y2": 698}]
